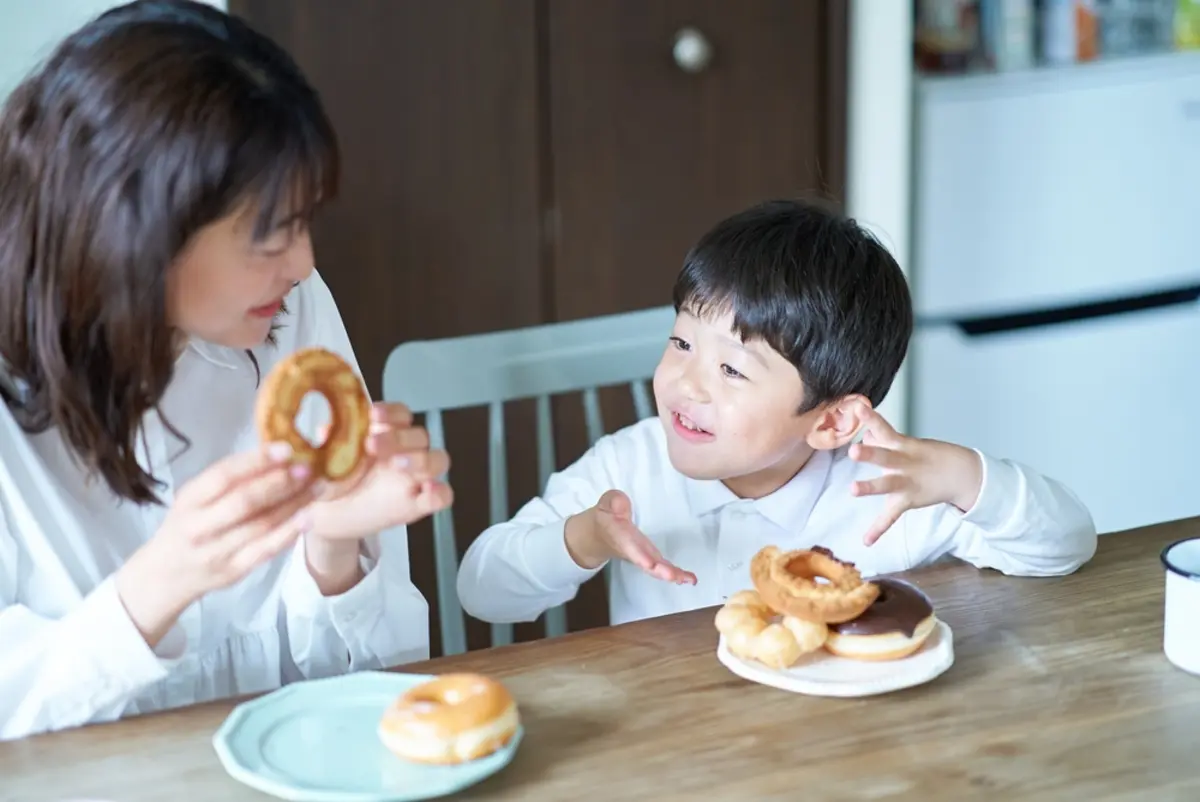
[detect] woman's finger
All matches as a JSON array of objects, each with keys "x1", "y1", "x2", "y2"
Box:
[
  {"x1": 409, "y1": 480, "x2": 454, "y2": 518},
  {"x1": 366, "y1": 426, "x2": 430, "y2": 459},
  {"x1": 181, "y1": 442, "x2": 294, "y2": 507},
  {"x1": 227, "y1": 507, "x2": 313, "y2": 578},
  {"x1": 372, "y1": 402, "x2": 414, "y2": 428},
  {"x1": 391, "y1": 448, "x2": 450, "y2": 479},
  {"x1": 202, "y1": 460, "x2": 317, "y2": 534}
]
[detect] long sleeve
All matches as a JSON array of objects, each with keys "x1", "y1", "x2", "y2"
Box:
[
  {"x1": 457, "y1": 440, "x2": 616, "y2": 624},
  {"x1": 280, "y1": 528, "x2": 429, "y2": 679},
  {"x1": 0, "y1": 513, "x2": 186, "y2": 740},
  {"x1": 904, "y1": 449, "x2": 1098, "y2": 576},
  {"x1": 279, "y1": 269, "x2": 431, "y2": 669}
]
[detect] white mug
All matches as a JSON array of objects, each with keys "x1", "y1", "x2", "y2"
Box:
[{"x1": 1162, "y1": 537, "x2": 1200, "y2": 675}]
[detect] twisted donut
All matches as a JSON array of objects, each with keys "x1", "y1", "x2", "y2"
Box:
[
  {"x1": 714, "y1": 590, "x2": 828, "y2": 669},
  {"x1": 751, "y1": 545, "x2": 879, "y2": 624},
  {"x1": 255, "y1": 347, "x2": 371, "y2": 481}
]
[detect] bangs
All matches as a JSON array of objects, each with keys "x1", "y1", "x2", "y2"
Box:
[
  {"x1": 232, "y1": 106, "x2": 340, "y2": 241},
  {"x1": 672, "y1": 251, "x2": 806, "y2": 359}
]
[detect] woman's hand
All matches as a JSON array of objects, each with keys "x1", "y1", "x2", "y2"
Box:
[
  {"x1": 115, "y1": 442, "x2": 318, "y2": 647},
  {"x1": 309, "y1": 402, "x2": 454, "y2": 541}
]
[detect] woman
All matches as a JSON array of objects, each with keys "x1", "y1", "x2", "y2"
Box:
[{"x1": 0, "y1": 0, "x2": 451, "y2": 739}]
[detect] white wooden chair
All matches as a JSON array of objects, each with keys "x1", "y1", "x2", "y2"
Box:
[{"x1": 382, "y1": 305, "x2": 675, "y2": 656}]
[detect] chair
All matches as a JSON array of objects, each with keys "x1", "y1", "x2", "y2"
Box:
[{"x1": 382, "y1": 305, "x2": 676, "y2": 656}]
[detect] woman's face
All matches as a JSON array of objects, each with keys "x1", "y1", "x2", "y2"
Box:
[{"x1": 167, "y1": 202, "x2": 315, "y2": 349}]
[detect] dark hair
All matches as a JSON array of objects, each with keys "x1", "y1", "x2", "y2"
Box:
[
  {"x1": 0, "y1": 0, "x2": 339, "y2": 504},
  {"x1": 672, "y1": 199, "x2": 912, "y2": 411}
]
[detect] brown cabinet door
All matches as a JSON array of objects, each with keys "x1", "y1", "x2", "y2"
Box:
[
  {"x1": 230, "y1": 0, "x2": 546, "y2": 656},
  {"x1": 546, "y1": 0, "x2": 846, "y2": 322}
]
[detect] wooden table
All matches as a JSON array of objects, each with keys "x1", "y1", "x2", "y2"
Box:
[{"x1": 3, "y1": 520, "x2": 1199, "y2": 802}]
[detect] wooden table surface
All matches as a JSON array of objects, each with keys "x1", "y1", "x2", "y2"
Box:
[{"x1": 3, "y1": 520, "x2": 1199, "y2": 802}]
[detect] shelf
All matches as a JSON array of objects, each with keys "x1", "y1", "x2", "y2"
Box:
[{"x1": 916, "y1": 48, "x2": 1200, "y2": 99}]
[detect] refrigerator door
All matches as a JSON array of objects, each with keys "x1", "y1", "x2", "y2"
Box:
[
  {"x1": 913, "y1": 52, "x2": 1200, "y2": 319},
  {"x1": 911, "y1": 286, "x2": 1200, "y2": 535}
]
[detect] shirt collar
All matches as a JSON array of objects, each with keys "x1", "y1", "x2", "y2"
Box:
[
  {"x1": 181, "y1": 339, "x2": 243, "y2": 371},
  {"x1": 684, "y1": 448, "x2": 835, "y2": 532}
]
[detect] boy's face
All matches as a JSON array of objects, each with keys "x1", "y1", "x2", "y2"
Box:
[{"x1": 652, "y1": 308, "x2": 826, "y2": 498}]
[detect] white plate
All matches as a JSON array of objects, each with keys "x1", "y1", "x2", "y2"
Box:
[{"x1": 716, "y1": 620, "x2": 955, "y2": 697}]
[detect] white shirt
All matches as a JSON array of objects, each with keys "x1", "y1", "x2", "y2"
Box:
[
  {"x1": 0, "y1": 271, "x2": 428, "y2": 740},
  {"x1": 457, "y1": 417, "x2": 1097, "y2": 627}
]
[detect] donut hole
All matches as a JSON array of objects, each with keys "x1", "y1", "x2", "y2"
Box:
[
  {"x1": 408, "y1": 691, "x2": 448, "y2": 713},
  {"x1": 298, "y1": 391, "x2": 333, "y2": 447},
  {"x1": 784, "y1": 555, "x2": 829, "y2": 582}
]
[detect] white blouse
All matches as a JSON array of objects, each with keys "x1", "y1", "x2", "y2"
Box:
[{"x1": 0, "y1": 271, "x2": 429, "y2": 740}]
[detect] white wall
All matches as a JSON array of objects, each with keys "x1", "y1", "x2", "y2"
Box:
[
  {"x1": 845, "y1": 0, "x2": 913, "y2": 432},
  {"x1": 0, "y1": 0, "x2": 226, "y2": 100}
]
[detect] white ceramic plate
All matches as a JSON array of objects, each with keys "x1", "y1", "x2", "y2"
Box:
[{"x1": 716, "y1": 620, "x2": 955, "y2": 697}]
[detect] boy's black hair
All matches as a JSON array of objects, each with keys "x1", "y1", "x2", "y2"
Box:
[{"x1": 671, "y1": 199, "x2": 912, "y2": 411}]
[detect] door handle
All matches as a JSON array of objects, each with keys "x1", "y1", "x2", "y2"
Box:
[{"x1": 672, "y1": 27, "x2": 713, "y2": 73}]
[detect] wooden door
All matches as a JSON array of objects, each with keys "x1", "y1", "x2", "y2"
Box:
[{"x1": 229, "y1": 0, "x2": 547, "y2": 656}]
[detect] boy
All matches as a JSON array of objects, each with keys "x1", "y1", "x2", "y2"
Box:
[{"x1": 456, "y1": 200, "x2": 1097, "y2": 626}]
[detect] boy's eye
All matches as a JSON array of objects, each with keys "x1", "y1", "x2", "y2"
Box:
[
  {"x1": 669, "y1": 336, "x2": 691, "y2": 351},
  {"x1": 721, "y1": 364, "x2": 745, "y2": 379}
]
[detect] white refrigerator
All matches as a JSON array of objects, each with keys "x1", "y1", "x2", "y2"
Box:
[{"x1": 909, "y1": 51, "x2": 1200, "y2": 535}]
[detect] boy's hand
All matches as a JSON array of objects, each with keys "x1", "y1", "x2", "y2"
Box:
[
  {"x1": 848, "y1": 408, "x2": 983, "y2": 546},
  {"x1": 565, "y1": 490, "x2": 698, "y2": 585}
]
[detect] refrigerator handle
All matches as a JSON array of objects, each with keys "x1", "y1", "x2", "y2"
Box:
[{"x1": 925, "y1": 284, "x2": 1200, "y2": 337}]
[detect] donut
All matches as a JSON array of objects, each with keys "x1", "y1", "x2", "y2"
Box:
[
  {"x1": 255, "y1": 347, "x2": 371, "y2": 481},
  {"x1": 750, "y1": 545, "x2": 880, "y2": 624},
  {"x1": 378, "y1": 673, "x2": 520, "y2": 765},
  {"x1": 823, "y1": 577, "x2": 938, "y2": 661},
  {"x1": 714, "y1": 590, "x2": 828, "y2": 669}
]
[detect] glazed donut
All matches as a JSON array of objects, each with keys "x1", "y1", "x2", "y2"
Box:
[
  {"x1": 255, "y1": 347, "x2": 371, "y2": 481},
  {"x1": 378, "y1": 673, "x2": 520, "y2": 765},
  {"x1": 823, "y1": 577, "x2": 938, "y2": 661},
  {"x1": 714, "y1": 590, "x2": 828, "y2": 669},
  {"x1": 751, "y1": 545, "x2": 880, "y2": 624}
]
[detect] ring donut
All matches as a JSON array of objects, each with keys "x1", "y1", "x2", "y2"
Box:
[
  {"x1": 824, "y1": 577, "x2": 939, "y2": 661},
  {"x1": 255, "y1": 347, "x2": 371, "y2": 481},
  {"x1": 378, "y1": 673, "x2": 520, "y2": 765},
  {"x1": 714, "y1": 590, "x2": 828, "y2": 669},
  {"x1": 751, "y1": 545, "x2": 879, "y2": 624}
]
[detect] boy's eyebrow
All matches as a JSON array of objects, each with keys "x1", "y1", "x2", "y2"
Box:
[{"x1": 718, "y1": 330, "x2": 770, "y2": 368}]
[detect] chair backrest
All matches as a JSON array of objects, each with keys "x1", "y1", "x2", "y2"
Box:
[{"x1": 382, "y1": 305, "x2": 675, "y2": 655}]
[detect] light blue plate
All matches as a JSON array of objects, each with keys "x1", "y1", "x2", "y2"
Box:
[{"x1": 212, "y1": 671, "x2": 523, "y2": 802}]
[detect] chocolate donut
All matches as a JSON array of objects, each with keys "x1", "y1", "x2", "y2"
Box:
[{"x1": 823, "y1": 577, "x2": 938, "y2": 661}]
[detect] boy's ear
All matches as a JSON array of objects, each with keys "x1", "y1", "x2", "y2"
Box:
[{"x1": 804, "y1": 394, "x2": 872, "y2": 451}]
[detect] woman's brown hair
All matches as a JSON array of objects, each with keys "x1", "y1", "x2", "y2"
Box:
[{"x1": 0, "y1": 0, "x2": 339, "y2": 504}]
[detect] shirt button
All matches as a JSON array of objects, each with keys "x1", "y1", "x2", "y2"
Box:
[{"x1": 727, "y1": 561, "x2": 742, "y2": 570}]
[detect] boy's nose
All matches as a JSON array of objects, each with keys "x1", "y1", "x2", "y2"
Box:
[{"x1": 677, "y1": 367, "x2": 710, "y2": 403}]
